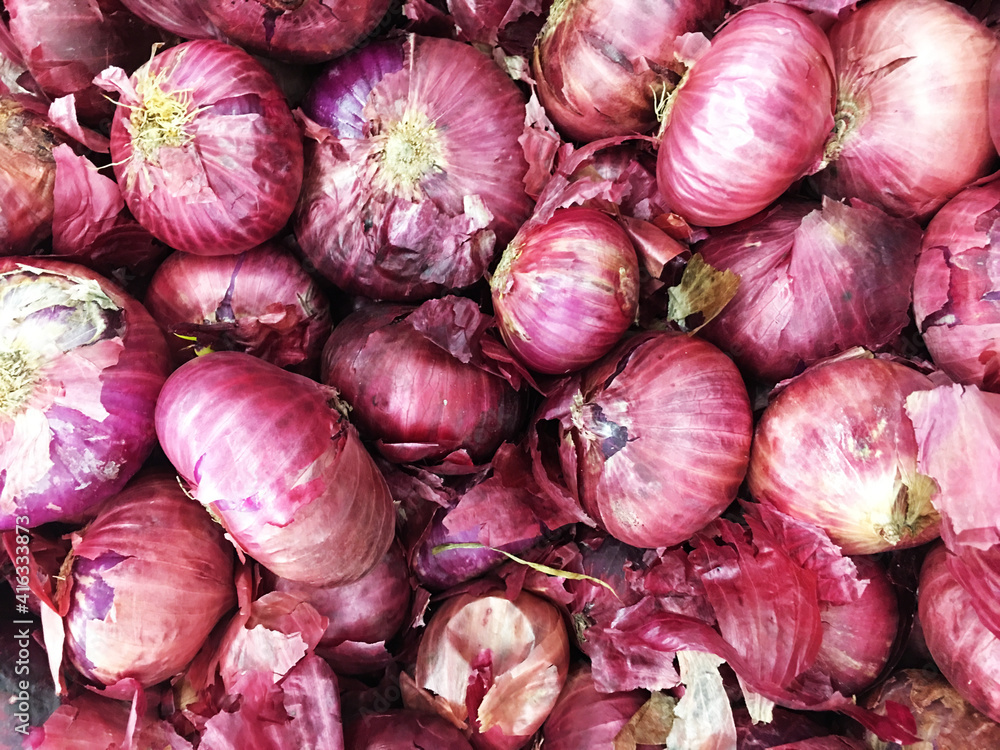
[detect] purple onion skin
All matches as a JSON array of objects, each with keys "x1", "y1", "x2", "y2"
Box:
[
  {"x1": 0, "y1": 259, "x2": 170, "y2": 530},
  {"x1": 118, "y1": 0, "x2": 221, "y2": 38},
  {"x1": 0, "y1": 97, "x2": 57, "y2": 255},
  {"x1": 321, "y1": 303, "x2": 525, "y2": 465},
  {"x1": 734, "y1": 706, "x2": 833, "y2": 749},
  {"x1": 919, "y1": 543, "x2": 1000, "y2": 723},
  {"x1": 913, "y1": 179, "x2": 1000, "y2": 391},
  {"x1": 344, "y1": 710, "x2": 474, "y2": 749},
  {"x1": 699, "y1": 198, "x2": 922, "y2": 383},
  {"x1": 491, "y1": 206, "x2": 640, "y2": 375},
  {"x1": 302, "y1": 40, "x2": 405, "y2": 140}
]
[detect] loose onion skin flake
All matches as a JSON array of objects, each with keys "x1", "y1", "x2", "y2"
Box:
[
  {"x1": 154, "y1": 351, "x2": 395, "y2": 586},
  {"x1": 0, "y1": 259, "x2": 170, "y2": 530},
  {"x1": 102, "y1": 40, "x2": 304, "y2": 256}
]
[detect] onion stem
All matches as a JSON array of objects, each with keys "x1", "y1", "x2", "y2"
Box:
[
  {"x1": 0, "y1": 346, "x2": 38, "y2": 416},
  {"x1": 374, "y1": 113, "x2": 443, "y2": 198}
]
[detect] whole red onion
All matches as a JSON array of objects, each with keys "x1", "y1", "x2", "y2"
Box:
[
  {"x1": 345, "y1": 710, "x2": 474, "y2": 749},
  {"x1": 748, "y1": 354, "x2": 940, "y2": 555},
  {"x1": 102, "y1": 40, "x2": 304, "y2": 256},
  {"x1": 863, "y1": 669, "x2": 1000, "y2": 748},
  {"x1": 491, "y1": 206, "x2": 639, "y2": 375},
  {"x1": 531, "y1": 331, "x2": 753, "y2": 549},
  {"x1": 295, "y1": 35, "x2": 533, "y2": 301},
  {"x1": 200, "y1": 0, "x2": 391, "y2": 64},
  {"x1": 270, "y1": 541, "x2": 411, "y2": 675},
  {"x1": 63, "y1": 473, "x2": 236, "y2": 687},
  {"x1": 407, "y1": 589, "x2": 570, "y2": 750},
  {"x1": 531, "y1": 0, "x2": 725, "y2": 142},
  {"x1": 143, "y1": 243, "x2": 332, "y2": 374},
  {"x1": 698, "y1": 198, "x2": 923, "y2": 383},
  {"x1": 0, "y1": 258, "x2": 170, "y2": 530},
  {"x1": 117, "y1": 0, "x2": 221, "y2": 39},
  {"x1": 5, "y1": 0, "x2": 162, "y2": 122},
  {"x1": 817, "y1": 0, "x2": 999, "y2": 222},
  {"x1": 814, "y1": 556, "x2": 899, "y2": 696},
  {"x1": 919, "y1": 543, "x2": 1000, "y2": 723},
  {"x1": 321, "y1": 297, "x2": 525, "y2": 465},
  {"x1": 912, "y1": 179, "x2": 1000, "y2": 391},
  {"x1": 154, "y1": 351, "x2": 395, "y2": 586},
  {"x1": 0, "y1": 97, "x2": 58, "y2": 255},
  {"x1": 656, "y1": 3, "x2": 835, "y2": 227}
]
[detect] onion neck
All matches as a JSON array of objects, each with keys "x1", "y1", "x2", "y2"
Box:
[
  {"x1": 822, "y1": 97, "x2": 860, "y2": 167},
  {"x1": 876, "y1": 470, "x2": 940, "y2": 546},
  {"x1": 0, "y1": 347, "x2": 39, "y2": 417},
  {"x1": 129, "y1": 59, "x2": 201, "y2": 165},
  {"x1": 374, "y1": 113, "x2": 443, "y2": 199}
]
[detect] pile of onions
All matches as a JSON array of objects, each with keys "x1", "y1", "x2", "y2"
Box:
[
  {"x1": 491, "y1": 206, "x2": 640, "y2": 375},
  {"x1": 405, "y1": 589, "x2": 570, "y2": 750},
  {"x1": 0, "y1": 97, "x2": 58, "y2": 255},
  {"x1": 60, "y1": 473, "x2": 236, "y2": 687},
  {"x1": 912, "y1": 179, "x2": 1000, "y2": 390},
  {"x1": 199, "y1": 0, "x2": 392, "y2": 64},
  {"x1": 321, "y1": 297, "x2": 526, "y2": 465},
  {"x1": 0, "y1": 258, "x2": 170, "y2": 529},
  {"x1": 531, "y1": 0, "x2": 725, "y2": 142},
  {"x1": 817, "y1": 0, "x2": 999, "y2": 221},
  {"x1": 143, "y1": 243, "x2": 332, "y2": 374},
  {"x1": 656, "y1": 3, "x2": 835, "y2": 227},
  {"x1": 5, "y1": 0, "x2": 162, "y2": 122},
  {"x1": 295, "y1": 34, "x2": 533, "y2": 301},
  {"x1": 531, "y1": 330, "x2": 752, "y2": 549},
  {"x1": 747, "y1": 353, "x2": 941, "y2": 554},
  {"x1": 101, "y1": 40, "x2": 304, "y2": 256},
  {"x1": 154, "y1": 351, "x2": 395, "y2": 585},
  {"x1": 698, "y1": 197, "x2": 923, "y2": 382}
]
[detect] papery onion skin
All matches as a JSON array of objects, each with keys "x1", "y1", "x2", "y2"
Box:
[
  {"x1": 6, "y1": 0, "x2": 162, "y2": 122},
  {"x1": 0, "y1": 96, "x2": 57, "y2": 255},
  {"x1": 200, "y1": 0, "x2": 392, "y2": 64},
  {"x1": 531, "y1": 0, "x2": 725, "y2": 143},
  {"x1": 747, "y1": 355, "x2": 940, "y2": 555},
  {"x1": 656, "y1": 3, "x2": 835, "y2": 227},
  {"x1": 0, "y1": 258, "x2": 170, "y2": 530},
  {"x1": 154, "y1": 351, "x2": 395, "y2": 586},
  {"x1": 107, "y1": 40, "x2": 304, "y2": 257},
  {"x1": 733, "y1": 706, "x2": 832, "y2": 749},
  {"x1": 818, "y1": 0, "x2": 999, "y2": 222},
  {"x1": 321, "y1": 300, "x2": 525, "y2": 465},
  {"x1": 491, "y1": 206, "x2": 639, "y2": 375},
  {"x1": 411, "y1": 589, "x2": 570, "y2": 750},
  {"x1": 912, "y1": 180, "x2": 1000, "y2": 391},
  {"x1": 699, "y1": 198, "x2": 923, "y2": 383},
  {"x1": 118, "y1": 0, "x2": 221, "y2": 39},
  {"x1": 295, "y1": 35, "x2": 533, "y2": 301},
  {"x1": 531, "y1": 331, "x2": 753, "y2": 549},
  {"x1": 143, "y1": 243, "x2": 332, "y2": 374},
  {"x1": 863, "y1": 669, "x2": 1000, "y2": 749},
  {"x1": 64, "y1": 473, "x2": 236, "y2": 688},
  {"x1": 270, "y1": 540, "x2": 411, "y2": 675},
  {"x1": 814, "y1": 555, "x2": 899, "y2": 696},
  {"x1": 918, "y1": 543, "x2": 1000, "y2": 723},
  {"x1": 345, "y1": 711, "x2": 474, "y2": 749}
]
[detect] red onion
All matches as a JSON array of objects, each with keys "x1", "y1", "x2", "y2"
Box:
[
  {"x1": 531, "y1": 0, "x2": 725, "y2": 142},
  {"x1": 117, "y1": 0, "x2": 221, "y2": 40},
  {"x1": 491, "y1": 206, "x2": 639, "y2": 375},
  {"x1": 62, "y1": 473, "x2": 236, "y2": 687},
  {"x1": 698, "y1": 198, "x2": 923, "y2": 383},
  {"x1": 771, "y1": 739, "x2": 865, "y2": 750},
  {"x1": 154, "y1": 351, "x2": 396, "y2": 586},
  {"x1": 656, "y1": 3, "x2": 835, "y2": 227},
  {"x1": 101, "y1": 40, "x2": 304, "y2": 256},
  {"x1": 818, "y1": 0, "x2": 999, "y2": 222},
  {"x1": 6, "y1": 0, "x2": 162, "y2": 122},
  {"x1": 912, "y1": 179, "x2": 1000, "y2": 390},
  {"x1": 345, "y1": 710, "x2": 475, "y2": 749},
  {"x1": 918, "y1": 543, "x2": 1000, "y2": 723},
  {"x1": 733, "y1": 705, "x2": 832, "y2": 749},
  {"x1": 295, "y1": 34, "x2": 533, "y2": 301},
  {"x1": 270, "y1": 541, "x2": 411, "y2": 675},
  {"x1": 862, "y1": 669, "x2": 1000, "y2": 748},
  {"x1": 405, "y1": 589, "x2": 570, "y2": 750},
  {"x1": 200, "y1": 0, "x2": 391, "y2": 64},
  {"x1": 0, "y1": 97, "x2": 58, "y2": 255},
  {"x1": 0, "y1": 258, "x2": 170, "y2": 529},
  {"x1": 530, "y1": 331, "x2": 752, "y2": 549},
  {"x1": 144, "y1": 243, "x2": 332, "y2": 374},
  {"x1": 748, "y1": 354, "x2": 940, "y2": 555},
  {"x1": 321, "y1": 297, "x2": 526, "y2": 465}
]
